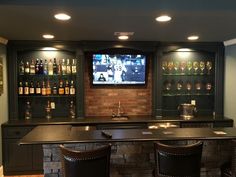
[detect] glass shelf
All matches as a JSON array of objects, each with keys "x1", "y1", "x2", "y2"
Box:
[
  {"x1": 162, "y1": 93, "x2": 214, "y2": 97},
  {"x1": 18, "y1": 74, "x2": 76, "y2": 77},
  {"x1": 162, "y1": 73, "x2": 212, "y2": 76},
  {"x1": 18, "y1": 95, "x2": 76, "y2": 98}
]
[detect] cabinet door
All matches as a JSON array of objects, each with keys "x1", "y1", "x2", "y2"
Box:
[
  {"x1": 3, "y1": 139, "x2": 32, "y2": 172},
  {"x1": 32, "y1": 144, "x2": 43, "y2": 171}
]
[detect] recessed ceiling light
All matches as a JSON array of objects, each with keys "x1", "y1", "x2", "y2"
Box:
[
  {"x1": 188, "y1": 35, "x2": 199, "y2": 41},
  {"x1": 42, "y1": 34, "x2": 54, "y2": 39},
  {"x1": 155, "y1": 15, "x2": 172, "y2": 22},
  {"x1": 54, "y1": 13, "x2": 71, "y2": 21},
  {"x1": 118, "y1": 35, "x2": 129, "y2": 40}
]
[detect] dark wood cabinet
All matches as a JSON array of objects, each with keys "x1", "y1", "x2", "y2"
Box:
[{"x1": 2, "y1": 125, "x2": 43, "y2": 175}]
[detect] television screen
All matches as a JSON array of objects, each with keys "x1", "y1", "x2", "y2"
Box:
[{"x1": 92, "y1": 54, "x2": 147, "y2": 85}]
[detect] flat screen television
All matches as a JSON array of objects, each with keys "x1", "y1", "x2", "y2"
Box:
[{"x1": 92, "y1": 54, "x2": 147, "y2": 85}]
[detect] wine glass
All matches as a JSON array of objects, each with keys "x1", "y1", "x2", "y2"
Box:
[
  {"x1": 176, "y1": 80, "x2": 183, "y2": 90},
  {"x1": 180, "y1": 61, "x2": 186, "y2": 74},
  {"x1": 187, "y1": 61, "x2": 192, "y2": 74},
  {"x1": 167, "y1": 61, "x2": 174, "y2": 74},
  {"x1": 199, "y1": 61, "x2": 205, "y2": 74},
  {"x1": 186, "y1": 81, "x2": 192, "y2": 94},
  {"x1": 162, "y1": 61, "x2": 168, "y2": 73},
  {"x1": 206, "y1": 61, "x2": 212, "y2": 74},
  {"x1": 193, "y1": 61, "x2": 199, "y2": 74},
  {"x1": 174, "y1": 61, "x2": 180, "y2": 73},
  {"x1": 195, "y1": 81, "x2": 201, "y2": 94}
]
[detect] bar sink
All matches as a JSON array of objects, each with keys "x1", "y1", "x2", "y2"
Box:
[{"x1": 111, "y1": 116, "x2": 129, "y2": 121}]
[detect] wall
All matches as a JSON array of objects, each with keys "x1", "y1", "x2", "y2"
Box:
[
  {"x1": 85, "y1": 57, "x2": 152, "y2": 117},
  {"x1": 224, "y1": 45, "x2": 236, "y2": 126},
  {"x1": 0, "y1": 43, "x2": 8, "y2": 165}
]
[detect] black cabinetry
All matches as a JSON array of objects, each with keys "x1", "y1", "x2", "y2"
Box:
[
  {"x1": 2, "y1": 126, "x2": 43, "y2": 175},
  {"x1": 154, "y1": 43, "x2": 224, "y2": 117}
]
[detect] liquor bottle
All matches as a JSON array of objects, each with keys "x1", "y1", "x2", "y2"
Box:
[
  {"x1": 71, "y1": 59, "x2": 77, "y2": 74},
  {"x1": 29, "y1": 59, "x2": 35, "y2": 75},
  {"x1": 48, "y1": 59, "x2": 53, "y2": 75},
  {"x1": 70, "y1": 80, "x2": 75, "y2": 95},
  {"x1": 35, "y1": 59, "x2": 39, "y2": 74},
  {"x1": 52, "y1": 82, "x2": 57, "y2": 95},
  {"x1": 45, "y1": 100, "x2": 52, "y2": 119},
  {"x1": 64, "y1": 80, "x2": 70, "y2": 95},
  {"x1": 57, "y1": 59, "x2": 62, "y2": 75},
  {"x1": 41, "y1": 81, "x2": 47, "y2": 96},
  {"x1": 36, "y1": 81, "x2": 41, "y2": 95},
  {"x1": 69, "y1": 100, "x2": 76, "y2": 119},
  {"x1": 53, "y1": 58, "x2": 58, "y2": 75},
  {"x1": 58, "y1": 80, "x2": 64, "y2": 95},
  {"x1": 46, "y1": 81, "x2": 51, "y2": 95},
  {"x1": 18, "y1": 81, "x2": 23, "y2": 95},
  {"x1": 19, "y1": 60, "x2": 25, "y2": 75},
  {"x1": 66, "y1": 59, "x2": 71, "y2": 74},
  {"x1": 25, "y1": 101, "x2": 32, "y2": 120},
  {"x1": 24, "y1": 81, "x2": 29, "y2": 95},
  {"x1": 61, "y1": 59, "x2": 66, "y2": 75},
  {"x1": 43, "y1": 59, "x2": 48, "y2": 75},
  {"x1": 25, "y1": 61, "x2": 30, "y2": 74},
  {"x1": 39, "y1": 59, "x2": 44, "y2": 74},
  {"x1": 29, "y1": 81, "x2": 35, "y2": 95}
]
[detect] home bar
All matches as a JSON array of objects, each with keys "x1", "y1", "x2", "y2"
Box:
[{"x1": 1, "y1": 1, "x2": 236, "y2": 177}]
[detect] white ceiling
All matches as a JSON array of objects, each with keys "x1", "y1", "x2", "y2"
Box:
[{"x1": 1, "y1": 0, "x2": 236, "y2": 42}]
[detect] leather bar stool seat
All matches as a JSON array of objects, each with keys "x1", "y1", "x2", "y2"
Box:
[
  {"x1": 153, "y1": 141, "x2": 203, "y2": 177},
  {"x1": 60, "y1": 144, "x2": 111, "y2": 177}
]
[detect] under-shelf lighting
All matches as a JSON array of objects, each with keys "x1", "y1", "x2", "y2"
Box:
[
  {"x1": 54, "y1": 13, "x2": 71, "y2": 21},
  {"x1": 42, "y1": 34, "x2": 54, "y2": 39},
  {"x1": 188, "y1": 35, "x2": 199, "y2": 41},
  {"x1": 155, "y1": 15, "x2": 172, "y2": 22}
]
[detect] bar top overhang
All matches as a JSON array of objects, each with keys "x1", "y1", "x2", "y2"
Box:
[{"x1": 19, "y1": 125, "x2": 236, "y2": 145}]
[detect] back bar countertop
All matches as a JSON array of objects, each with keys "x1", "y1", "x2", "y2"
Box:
[{"x1": 19, "y1": 125, "x2": 236, "y2": 145}]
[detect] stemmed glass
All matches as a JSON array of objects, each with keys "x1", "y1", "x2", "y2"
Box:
[
  {"x1": 186, "y1": 81, "x2": 192, "y2": 94},
  {"x1": 193, "y1": 61, "x2": 199, "y2": 74},
  {"x1": 180, "y1": 61, "x2": 186, "y2": 74},
  {"x1": 187, "y1": 61, "x2": 192, "y2": 74},
  {"x1": 199, "y1": 61, "x2": 205, "y2": 74},
  {"x1": 167, "y1": 61, "x2": 174, "y2": 74},
  {"x1": 174, "y1": 61, "x2": 180, "y2": 74},
  {"x1": 162, "y1": 61, "x2": 168, "y2": 73},
  {"x1": 206, "y1": 61, "x2": 212, "y2": 74},
  {"x1": 176, "y1": 80, "x2": 183, "y2": 94}
]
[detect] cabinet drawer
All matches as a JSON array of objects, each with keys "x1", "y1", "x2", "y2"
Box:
[{"x1": 3, "y1": 127, "x2": 34, "y2": 139}]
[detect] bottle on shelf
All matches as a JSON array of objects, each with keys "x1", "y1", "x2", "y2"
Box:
[
  {"x1": 70, "y1": 80, "x2": 75, "y2": 95},
  {"x1": 57, "y1": 59, "x2": 62, "y2": 75},
  {"x1": 43, "y1": 59, "x2": 48, "y2": 75},
  {"x1": 45, "y1": 100, "x2": 52, "y2": 119},
  {"x1": 61, "y1": 59, "x2": 67, "y2": 75},
  {"x1": 19, "y1": 60, "x2": 25, "y2": 75},
  {"x1": 35, "y1": 59, "x2": 39, "y2": 74},
  {"x1": 18, "y1": 81, "x2": 23, "y2": 95},
  {"x1": 66, "y1": 59, "x2": 71, "y2": 74},
  {"x1": 52, "y1": 82, "x2": 57, "y2": 95},
  {"x1": 30, "y1": 59, "x2": 35, "y2": 75},
  {"x1": 69, "y1": 100, "x2": 76, "y2": 119},
  {"x1": 42, "y1": 81, "x2": 47, "y2": 96},
  {"x1": 46, "y1": 81, "x2": 51, "y2": 95},
  {"x1": 24, "y1": 61, "x2": 30, "y2": 74},
  {"x1": 29, "y1": 81, "x2": 35, "y2": 95},
  {"x1": 39, "y1": 59, "x2": 44, "y2": 74},
  {"x1": 25, "y1": 101, "x2": 32, "y2": 120},
  {"x1": 24, "y1": 81, "x2": 29, "y2": 95},
  {"x1": 53, "y1": 58, "x2": 58, "y2": 75},
  {"x1": 48, "y1": 59, "x2": 53, "y2": 75},
  {"x1": 36, "y1": 81, "x2": 41, "y2": 95},
  {"x1": 58, "y1": 80, "x2": 64, "y2": 95},
  {"x1": 71, "y1": 59, "x2": 77, "y2": 74},
  {"x1": 64, "y1": 80, "x2": 70, "y2": 95}
]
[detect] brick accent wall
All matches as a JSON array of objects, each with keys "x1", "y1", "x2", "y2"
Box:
[{"x1": 84, "y1": 57, "x2": 153, "y2": 117}]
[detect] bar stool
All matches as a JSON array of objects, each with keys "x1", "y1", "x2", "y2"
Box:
[
  {"x1": 60, "y1": 144, "x2": 111, "y2": 177},
  {"x1": 221, "y1": 139, "x2": 236, "y2": 177},
  {"x1": 153, "y1": 141, "x2": 203, "y2": 177}
]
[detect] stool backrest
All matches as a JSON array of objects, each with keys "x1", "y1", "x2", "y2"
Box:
[
  {"x1": 154, "y1": 141, "x2": 203, "y2": 177},
  {"x1": 60, "y1": 144, "x2": 111, "y2": 177}
]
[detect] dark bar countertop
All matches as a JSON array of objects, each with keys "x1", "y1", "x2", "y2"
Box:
[{"x1": 19, "y1": 125, "x2": 236, "y2": 145}]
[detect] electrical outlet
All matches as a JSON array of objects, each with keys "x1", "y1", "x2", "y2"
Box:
[
  {"x1": 51, "y1": 102, "x2": 55, "y2": 109},
  {"x1": 191, "y1": 100, "x2": 196, "y2": 105}
]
